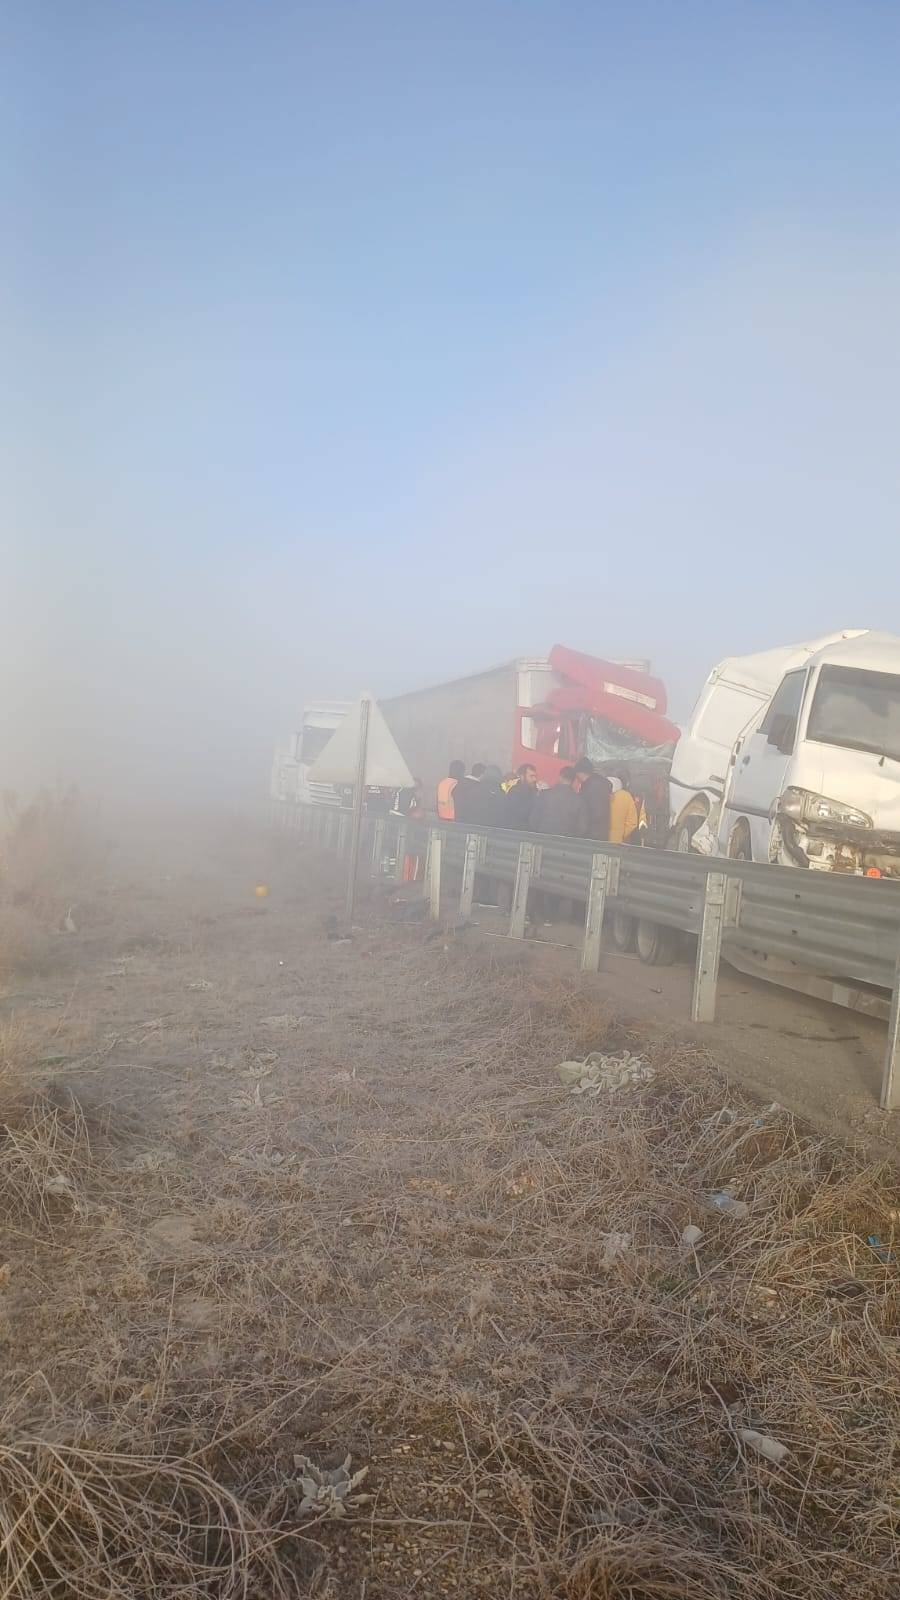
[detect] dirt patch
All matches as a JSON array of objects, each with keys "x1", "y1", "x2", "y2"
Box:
[{"x1": 0, "y1": 811, "x2": 896, "y2": 1598}]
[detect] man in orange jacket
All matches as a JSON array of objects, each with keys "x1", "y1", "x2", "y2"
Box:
[{"x1": 436, "y1": 761, "x2": 465, "y2": 820}]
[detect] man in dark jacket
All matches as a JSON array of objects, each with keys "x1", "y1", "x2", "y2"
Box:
[
  {"x1": 531, "y1": 765, "x2": 581, "y2": 923},
  {"x1": 453, "y1": 763, "x2": 486, "y2": 827},
  {"x1": 503, "y1": 763, "x2": 539, "y2": 829},
  {"x1": 574, "y1": 757, "x2": 612, "y2": 842},
  {"x1": 532, "y1": 766, "x2": 581, "y2": 836}
]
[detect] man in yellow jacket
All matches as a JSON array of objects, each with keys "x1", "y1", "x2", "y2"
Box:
[{"x1": 608, "y1": 770, "x2": 641, "y2": 844}]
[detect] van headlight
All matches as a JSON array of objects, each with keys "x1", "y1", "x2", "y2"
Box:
[{"x1": 777, "y1": 788, "x2": 873, "y2": 828}]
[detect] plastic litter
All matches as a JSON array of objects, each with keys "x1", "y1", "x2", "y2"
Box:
[
  {"x1": 867, "y1": 1235, "x2": 897, "y2": 1264},
  {"x1": 709, "y1": 1191, "x2": 750, "y2": 1220},
  {"x1": 681, "y1": 1224, "x2": 704, "y2": 1247},
  {"x1": 600, "y1": 1231, "x2": 632, "y2": 1267},
  {"x1": 738, "y1": 1428, "x2": 789, "y2": 1465},
  {"x1": 555, "y1": 1061, "x2": 587, "y2": 1085},
  {"x1": 704, "y1": 1107, "x2": 737, "y2": 1127},
  {"x1": 556, "y1": 1051, "x2": 655, "y2": 1096}
]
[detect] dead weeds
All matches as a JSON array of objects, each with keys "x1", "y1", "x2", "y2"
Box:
[{"x1": 0, "y1": 820, "x2": 896, "y2": 1598}]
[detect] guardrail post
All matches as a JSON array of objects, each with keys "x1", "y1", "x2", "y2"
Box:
[
  {"x1": 337, "y1": 810, "x2": 351, "y2": 857},
  {"x1": 509, "y1": 841, "x2": 537, "y2": 940},
  {"x1": 880, "y1": 951, "x2": 900, "y2": 1111},
  {"x1": 692, "y1": 870, "x2": 727, "y2": 1022},
  {"x1": 393, "y1": 821, "x2": 409, "y2": 882},
  {"x1": 459, "y1": 832, "x2": 479, "y2": 920},
  {"x1": 582, "y1": 853, "x2": 618, "y2": 972},
  {"x1": 425, "y1": 829, "x2": 442, "y2": 919},
  {"x1": 370, "y1": 817, "x2": 386, "y2": 877}
]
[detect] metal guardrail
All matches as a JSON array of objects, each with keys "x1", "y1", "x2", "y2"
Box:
[{"x1": 267, "y1": 799, "x2": 900, "y2": 1112}]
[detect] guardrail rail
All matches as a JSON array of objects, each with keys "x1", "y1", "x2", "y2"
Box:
[{"x1": 267, "y1": 799, "x2": 900, "y2": 1112}]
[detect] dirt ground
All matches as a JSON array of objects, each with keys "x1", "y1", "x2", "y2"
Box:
[
  {"x1": 461, "y1": 907, "x2": 900, "y2": 1157},
  {"x1": 1, "y1": 804, "x2": 898, "y2": 1598}
]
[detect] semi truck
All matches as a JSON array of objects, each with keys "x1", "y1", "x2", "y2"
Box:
[
  {"x1": 270, "y1": 701, "x2": 351, "y2": 808},
  {"x1": 381, "y1": 645, "x2": 679, "y2": 835}
]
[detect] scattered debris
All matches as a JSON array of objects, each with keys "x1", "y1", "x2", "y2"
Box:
[
  {"x1": 738, "y1": 1428, "x2": 789, "y2": 1465},
  {"x1": 556, "y1": 1051, "x2": 656, "y2": 1096},
  {"x1": 867, "y1": 1234, "x2": 897, "y2": 1264},
  {"x1": 61, "y1": 906, "x2": 78, "y2": 934},
  {"x1": 600, "y1": 1231, "x2": 632, "y2": 1267},
  {"x1": 681, "y1": 1223, "x2": 704, "y2": 1248},
  {"x1": 261, "y1": 1013, "x2": 306, "y2": 1030},
  {"x1": 709, "y1": 1191, "x2": 751, "y2": 1219},
  {"x1": 703, "y1": 1107, "x2": 737, "y2": 1127},
  {"x1": 292, "y1": 1454, "x2": 371, "y2": 1519},
  {"x1": 186, "y1": 979, "x2": 214, "y2": 991}
]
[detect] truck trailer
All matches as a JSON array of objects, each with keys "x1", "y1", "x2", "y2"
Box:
[{"x1": 381, "y1": 646, "x2": 679, "y2": 834}]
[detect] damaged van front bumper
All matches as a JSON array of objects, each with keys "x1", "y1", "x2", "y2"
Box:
[{"x1": 773, "y1": 817, "x2": 900, "y2": 876}]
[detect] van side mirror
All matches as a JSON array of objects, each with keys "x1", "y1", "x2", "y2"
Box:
[{"x1": 767, "y1": 713, "x2": 795, "y2": 754}]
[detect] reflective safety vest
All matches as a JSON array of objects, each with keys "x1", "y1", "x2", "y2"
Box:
[{"x1": 436, "y1": 777, "x2": 458, "y2": 820}]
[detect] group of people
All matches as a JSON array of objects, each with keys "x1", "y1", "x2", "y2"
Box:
[{"x1": 431, "y1": 758, "x2": 645, "y2": 845}]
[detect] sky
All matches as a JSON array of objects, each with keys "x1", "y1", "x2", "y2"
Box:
[{"x1": 3, "y1": 1, "x2": 900, "y2": 800}]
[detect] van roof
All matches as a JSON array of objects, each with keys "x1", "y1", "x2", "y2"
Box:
[
  {"x1": 710, "y1": 631, "x2": 868, "y2": 694},
  {"x1": 806, "y1": 630, "x2": 900, "y2": 675}
]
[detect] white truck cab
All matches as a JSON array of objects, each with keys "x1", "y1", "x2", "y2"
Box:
[
  {"x1": 270, "y1": 701, "x2": 350, "y2": 807},
  {"x1": 718, "y1": 631, "x2": 900, "y2": 875},
  {"x1": 669, "y1": 631, "x2": 865, "y2": 854}
]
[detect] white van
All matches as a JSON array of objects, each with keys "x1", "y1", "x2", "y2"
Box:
[
  {"x1": 669, "y1": 631, "x2": 865, "y2": 854},
  {"x1": 717, "y1": 631, "x2": 900, "y2": 875}
]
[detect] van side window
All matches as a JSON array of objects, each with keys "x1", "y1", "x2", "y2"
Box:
[{"x1": 758, "y1": 670, "x2": 806, "y2": 752}]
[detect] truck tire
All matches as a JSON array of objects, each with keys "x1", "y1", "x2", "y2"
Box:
[
  {"x1": 728, "y1": 823, "x2": 752, "y2": 862},
  {"x1": 611, "y1": 908, "x2": 637, "y2": 951},
  {"x1": 636, "y1": 918, "x2": 676, "y2": 966},
  {"x1": 670, "y1": 807, "x2": 706, "y2": 854}
]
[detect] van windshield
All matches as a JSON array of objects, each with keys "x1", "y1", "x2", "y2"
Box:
[{"x1": 807, "y1": 665, "x2": 900, "y2": 763}]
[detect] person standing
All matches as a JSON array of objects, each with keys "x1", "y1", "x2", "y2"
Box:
[
  {"x1": 436, "y1": 760, "x2": 465, "y2": 821},
  {"x1": 503, "y1": 763, "x2": 539, "y2": 829},
  {"x1": 531, "y1": 765, "x2": 581, "y2": 837},
  {"x1": 394, "y1": 779, "x2": 425, "y2": 880},
  {"x1": 608, "y1": 769, "x2": 640, "y2": 845},
  {"x1": 531, "y1": 765, "x2": 581, "y2": 922},
  {"x1": 479, "y1": 765, "x2": 506, "y2": 827},
  {"x1": 573, "y1": 757, "x2": 612, "y2": 842},
  {"x1": 452, "y1": 762, "x2": 485, "y2": 826}
]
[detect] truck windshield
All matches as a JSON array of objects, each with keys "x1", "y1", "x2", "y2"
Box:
[
  {"x1": 807, "y1": 665, "x2": 900, "y2": 763},
  {"x1": 300, "y1": 726, "x2": 335, "y2": 763}
]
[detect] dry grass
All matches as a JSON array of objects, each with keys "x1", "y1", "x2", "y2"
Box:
[
  {"x1": 0, "y1": 789, "x2": 106, "y2": 915},
  {"x1": 0, "y1": 1424, "x2": 294, "y2": 1600},
  {"x1": 0, "y1": 823, "x2": 897, "y2": 1598}
]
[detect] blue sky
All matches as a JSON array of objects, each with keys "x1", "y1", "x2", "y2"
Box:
[{"x1": 4, "y1": 2, "x2": 900, "y2": 796}]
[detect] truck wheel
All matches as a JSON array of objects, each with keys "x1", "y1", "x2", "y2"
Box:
[
  {"x1": 670, "y1": 807, "x2": 706, "y2": 854},
  {"x1": 611, "y1": 909, "x2": 637, "y2": 952},
  {"x1": 728, "y1": 824, "x2": 752, "y2": 862},
  {"x1": 605, "y1": 915, "x2": 634, "y2": 947},
  {"x1": 636, "y1": 919, "x2": 676, "y2": 966}
]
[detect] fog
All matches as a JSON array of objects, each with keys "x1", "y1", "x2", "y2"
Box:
[{"x1": 5, "y1": 5, "x2": 900, "y2": 804}]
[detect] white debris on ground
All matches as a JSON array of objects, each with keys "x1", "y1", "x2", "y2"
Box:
[
  {"x1": 599, "y1": 1230, "x2": 632, "y2": 1267},
  {"x1": 738, "y1": 1428, "x2": 790, "y2": 1465},
  {"x1": 555, "y1": 1050, "x2": 656, "y2": 1096}
]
